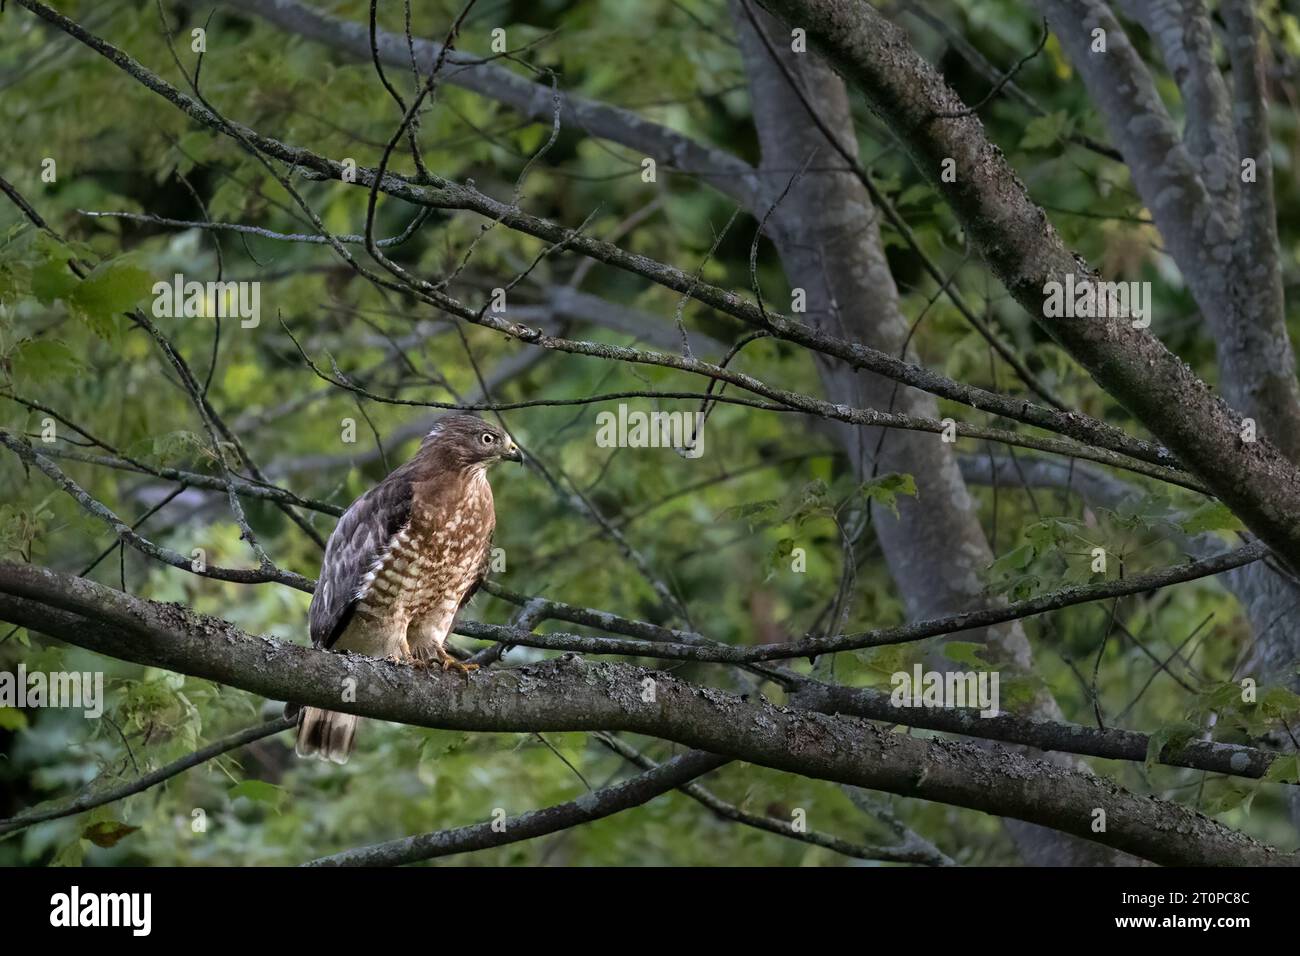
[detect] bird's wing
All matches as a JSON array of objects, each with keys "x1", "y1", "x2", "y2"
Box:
[{"x1": 309, "y1": 475, "x2": 413, "y2": 650}]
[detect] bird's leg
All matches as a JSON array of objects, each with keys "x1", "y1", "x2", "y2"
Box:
[
  {"x1": 398, "y1": 637, "x2": 429, "y2": 669},
  {"x1": 433, "y1": 641, "x2": 479, "y2": 674}
]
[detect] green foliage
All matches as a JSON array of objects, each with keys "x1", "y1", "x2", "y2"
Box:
[
  {"x1": 1263, "y1": 755, "x2": 1300, "y2": 785},
  {"x1": 0, "y1": 504, "x2": 52, "y2": 559},
  {"x1": 81, "y1": 820, "x2": 140, "y2": 848},
  {"x1": 1180, "y1": 501, "x2": 1246, "y2": 537},
  {"x1": 1144, "y1": 720, "x2": 1198, "y2": 771},
  {"x1": 859, "y1": 472, "x2": 917, "y2": 518},
  {"x1": 1019, "y1": 110, "x2": 1073, "y2": 151},
  {"x1": 1, "y1": 0, "x2": 1297, "y2": 867},
  {"x1": 943, "y1": 641, "x2": 992, "y2": 669},
  {"x1": 66, "y1": 258, "x2": 153, "y2": 340},
  {"x1": 229, "y1": 780, "x2": 287, "y2": 814},
  {"x1": 1202, "y1": 782, "x2": 1256, "y2": 817}
]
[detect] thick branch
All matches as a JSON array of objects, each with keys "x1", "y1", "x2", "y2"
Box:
[
  {"x1": 753, "y1": 0, "x2": 1300, "y2": 573},
  {"x1": 1031, "y1": 0, "x2": 1228, "y2": 274},
  {"x1": 790, "y1": 681, "x2": 1290, "y2": 783},
  {"x1": 1044, "y1": 0, "x2": 1300, "y2": 461},
  {"x1": 480, "y1": 578, "x2": 1292, "y2": 785},
  {"x1": 1216, "y1": 0, "x2": 1300, "y2": 460},
  {"x1": 1117, "y1": 0, "x2": 1238, "y2": 211},
  {"x1": 0, "y1": 561, "x2": 1289, "y2": 866}
]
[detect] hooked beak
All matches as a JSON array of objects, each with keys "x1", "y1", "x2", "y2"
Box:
[{"x1": 501, "y1": 439, "x2": 523, "y2": 463}]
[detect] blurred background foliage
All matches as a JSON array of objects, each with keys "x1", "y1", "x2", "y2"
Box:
[{"x1": 1, "y1": 0, "x2": 1299, "y2": 865}]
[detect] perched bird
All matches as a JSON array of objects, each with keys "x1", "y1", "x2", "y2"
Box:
[{"x1": 295, "y1": 414, "x2": 521, "y2": 763}]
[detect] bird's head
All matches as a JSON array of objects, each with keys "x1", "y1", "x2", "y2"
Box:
[{"x1": 421, "y1": 414, "x2": 522, "y2": 469}]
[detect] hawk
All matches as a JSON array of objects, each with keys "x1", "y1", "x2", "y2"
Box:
[{"x1": 296, "y1": 414, "x2": 521, "y2": 763}]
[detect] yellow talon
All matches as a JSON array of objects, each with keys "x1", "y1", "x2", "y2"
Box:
[{"x1": 433, "y1": 646, "x2": 478, "y2": 673}]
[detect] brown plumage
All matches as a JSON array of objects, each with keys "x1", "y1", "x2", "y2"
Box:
[{"x1": 296, "y1": 414, "x2": 521, "y2": 763}]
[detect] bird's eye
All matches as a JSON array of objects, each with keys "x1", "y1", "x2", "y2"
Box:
[{"x1": 481, "y1": 432, "x2": 496, "y2": 445}]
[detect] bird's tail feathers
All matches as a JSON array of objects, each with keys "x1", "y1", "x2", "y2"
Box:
[{"x1": 295, "y1": 707, "x2": 359, "y2": 764}]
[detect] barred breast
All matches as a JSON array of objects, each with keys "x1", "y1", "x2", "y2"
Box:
[{"x1": 345, "y1": 468, "x2": 494, "y2": 658}]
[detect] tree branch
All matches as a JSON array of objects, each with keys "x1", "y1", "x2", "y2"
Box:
[
  {"x1": 594, "y1": 733, "x2": 953, "y2": 865},
  {"x1": 8, "y1": 0, "x2": 1190, "y2": 485},
  {"x1": 789, "y1": 680, "x2": 1291, "y2": 783},
  {"x1": 1113, "y1": 0, "x2": 1239, "y2": 219},
  {"x1": 0, "y1": 561, "x2": 1290, "y2": 866},
  {"x1": 752, "y1": 0, "x2": 1300, "y2": 574},
  {"x1": 304, "y1": 749, "x2": 728, "y2": 866},
  {"x1": 0, "y1": 429, "x2": 314, "y2": 592},
  {"x1": 480, "y1": 577, "x2": 1293, "y2": 784},
  {"x1": 213, "y1": 0, "x2": 764, "y2": 207},
  {"x1": 459, "y1": 542, "x2": 1267, "y2": 663},
  {"x1": 0, "y1": 717, "x2": 295, "y2": 836}
]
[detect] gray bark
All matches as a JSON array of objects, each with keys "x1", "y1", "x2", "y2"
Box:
[
  {"x1": 0, "y1": 560, "x2": 1290, "y2": 867},
  {"x1": 1034, "y1": 0, "x2": 1300, "y2": 826},
  {"x1": 730, "y1": 2, "x2": 1131, "y2": 864},
  {"x1": 753, "y1": 0, "x2": 1300, "y2": 583}
]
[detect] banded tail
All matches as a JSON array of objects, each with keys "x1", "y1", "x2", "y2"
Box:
[{"x1": 295, "y1": 706, "x2": 359, "y2": 764}]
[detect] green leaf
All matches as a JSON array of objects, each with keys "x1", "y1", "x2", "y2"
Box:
[
  {"x1": 942, "y1": 641, "x2": 991, "y2": 669},
  {"x1": 0, "y1": 706, "x2": 28, "y2": 730},
  {"x1": 991, "y1": 542, "x2": 1036, "y2": 575},
  {"x1": 1262, "y1": 754, "x2": 1300, "y2": 785},
  {"x1": 859, "y1": 472, "x2": 917, "y2": 517},
  {"x1": 1202, "y1": 782, "x2": 1256, "y2": 816},
  {"x1": 895, "y1": 183, "x2": 933, "y2": 207},
  {"x1": 81, "y1": 820, "x2": 140, "y2": 848},
  {"x1": 1180, "y1": 501, "x2": 1245, "y2": 536},
  {"x1": 784, "y1": 479, "x2": 832, "y2": 526},
  {"x1": 853, "y1": 645, "x2": 910, "y2": 681},
  {"x1": 998, "y1": 674, "x2": 1045, "y2": 711},
  {"x1": 1258, "y1": 685, "x2": 1300, "y2": 717},
  {"x1": 1013, "y1": 576, "x2": 1045, "y2": 600},
  {"x1": 150, "y1": 430, "x2": 206, "y2": 465},
  {"x1": 1024, "y1": 517, "x2": 1082, "y2": 551},
  {"x1": 10, "y1": 339, "x2": 83, "y2": 381},
  {"x1": 0, "y1": 505, "x2": 48, "y2": 559},
  {"x1": 30, "y1": 256, "x2": 78, "y2": 305},
  {"x1": 1020, "y1": 110, "x2": 1071, "y2": 150},
  {"x1": 1241, "y1": 686, "x2": 1300, "y2": 736},
  {"x1": 717, "y1": 499, "x2": 779, "y2": 526},
  {"x1": 229, "y1": 779, "x2": 286, "y2": 812},
  {"x1": 763, "y1": 536, "x2": 799, "y2": 579},
  {"x1": 50, "y1": 839, "x2": 86, "y2": 867},
  {"x1": 872, "y1": 172, "x2": 902, "y2": 195},
  {"x1": 67, "y1": 259, "x2": 153, "y2": 339},
  {"x1": 1144, "y1": 720, "x2": 1198, "y2": 770}
]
